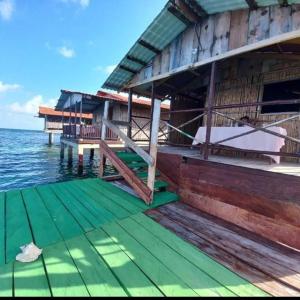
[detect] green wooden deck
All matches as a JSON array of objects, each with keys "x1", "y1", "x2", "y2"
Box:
[{"x1": 0, "y1": 178, "x2": 268, "y2": 297}]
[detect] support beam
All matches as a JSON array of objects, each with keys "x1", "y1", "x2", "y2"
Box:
[
  {"x1": 167, "y1": 3, "x2": 192, "y2": 26},
  {"x1": 48, "y1": 132, "x2": 54, "y2": 145},
  {"x1": 101, "y1": 101, "x2": 110, "y2": 140},
  {"x1": 149, "y1": 82, "x2": 155, "y2": 151},
  {"x1": 127, "y1": 89, "x2": 133, "y2": 139},
  {"x1": 138, "y1": 39, "x2": 160, "y2": 54},
  {"x1": 126, "y1": 55, "x2": 147, "y2": 67},
  {"x1": 147, "y1": 98, "x2": 162, "y2": 201},
  {"x1": 68, "y1": 146, "x2": 73, "y2": 164},
  {"x1": 245, "y1": 0, "x2": 258, "y2": 10},
  {"x1": 60, "y1": 143, "x2": 65, "y2": 159},
  {"x1": 78, "y1": 146, "x2": 84, "y2": 174},
  {"x1": 90, "y1": 148, "x2": 95, "y2": 160},
  {"x1": 184, "y1": 0, "x2": 207, "y2": 18},
  {"x1": 119, "y1": 65, "x2": 137, "y2": 74},
  {"x1": 203, "y1": 62, "x2": 216, "y2": 160}
]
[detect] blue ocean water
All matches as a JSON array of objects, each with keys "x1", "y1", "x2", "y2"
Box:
[{"x1": 0, "y1": 128, "x2": 99, "y2": 192}]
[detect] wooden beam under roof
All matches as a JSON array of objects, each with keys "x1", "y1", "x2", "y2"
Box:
[
  {"x1": 138, "y1": 39, "x2": 161, "y2": 54},
  {"x1": 278, "y1": 0, "x2": 288, "y2": 6},
  {"x1": 119, "y1": 65, "x2": 137, "y2": 74},
  {"x1": 168, "y1": 2, "x2": 192, "y2": 25},
  {"x1": 245, "y1": 0, "x2": 258, "y2": 10},
  {"x1": 169, "y1": 0, "x2": 203, "y2": 23},
  {"x1": 184, "y1": 0, "x2": 207, "y2": 18},
  {"x1": 126, "y1": 55, "x2": 148, "y2": 67}
]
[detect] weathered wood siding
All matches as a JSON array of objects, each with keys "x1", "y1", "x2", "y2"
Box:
[
  {"x1": 130, "y1": 4, "x2": 300, "y2": 85},
  {"x1": 157, "y1": 152, "x2": 300, "y2": 250}
]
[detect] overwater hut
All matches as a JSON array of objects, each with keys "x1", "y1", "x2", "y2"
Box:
[
  {"x1": 38, "y1": 106, "x2": 93, "y2": 145},
  {"x1": 54, "y1": 89, "x2": 169, "y2": 170}
]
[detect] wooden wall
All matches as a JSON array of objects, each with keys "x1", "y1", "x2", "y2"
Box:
[
  {"x1": 157, "y1": 152, "x2": 300, "y2": 250},
  {"x1": 168, "y1": 57, "x2": 300, "y2": 161},
  {"x1": 131, "y1": 4, "x2": 300, "y2": 86}
]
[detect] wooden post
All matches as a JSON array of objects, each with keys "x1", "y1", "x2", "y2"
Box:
[
  {"x1": 147, "y1": 98, "x2": 161, "y2": 202},
  {"x1": 78, "y1": 146, "x2": 84, "y2": 174},
  {"x1": 48, "y1": 132, "x2": 54, "y2": 145},
  {"x1": 99, "y1": 101, "x2": 109, "y2": 177},
  {"x1": 127, "y1": 89, "x2": 133, "y2": 139},
  {"x1": 68, "y1": 146, "x2": 73, "y2": 164},
  {"x1": 101, "y1": 101, "x2": 109, "y2": 140},
  {"x1": 90, "y1": 148, "x2": 94, "y2": 160},
  {"x1": 203, "y1": 62, "x2": 216, "y2": 160},
  {"x1": 149, "y1": 82, "x2": 155, "y2": 151},
  {"x1": 60, "y1": 142, "x2": 65, "y2": 159}
]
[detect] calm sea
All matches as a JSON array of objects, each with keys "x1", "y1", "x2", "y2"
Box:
[{"x1": 0, "y1": 128, "x2": 99, "y2": 192}]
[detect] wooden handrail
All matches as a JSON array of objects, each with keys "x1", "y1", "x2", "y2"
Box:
[
  {"x1": 102, "y1": 118, "x2": 154, "y2": 166},
  {"x1": 99, "y1": 140, "x2": 152, "y2": 204}
]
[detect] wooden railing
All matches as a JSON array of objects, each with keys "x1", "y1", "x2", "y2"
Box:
[{"x1": 62, "y1": 124, "x2": 119, "y2": 141}]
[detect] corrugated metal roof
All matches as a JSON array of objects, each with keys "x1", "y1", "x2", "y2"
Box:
[{"x1": 102, "y1": 0, "x2": 300, "y2": 92}]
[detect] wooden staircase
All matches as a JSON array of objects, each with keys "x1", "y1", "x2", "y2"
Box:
[{"x1": 99, "y1": 141, "x2": 178, "y2": 205}]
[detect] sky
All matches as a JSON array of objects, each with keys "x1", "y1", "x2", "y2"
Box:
[{"x1": 0, "y1": 0, "x2": 167, "y2": 130}]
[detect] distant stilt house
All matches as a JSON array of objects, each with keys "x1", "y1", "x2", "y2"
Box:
[
  {"x1": 54, "y1": 89, "x2": 169, "y2": 172},
  {"x1": 38, "y1": 106, "x2": 92, "y2": 145}
]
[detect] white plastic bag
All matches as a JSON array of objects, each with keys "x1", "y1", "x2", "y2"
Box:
[{"x1": 16, "y1": 242, "x2": 42, "y2": 263}]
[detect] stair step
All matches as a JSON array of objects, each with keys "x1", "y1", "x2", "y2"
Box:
[
  {"x1": 136, "y1": 170, "x2": 160, "y2": 179},
  {"x1": 154, "y1": 180, "x2": 169, "y2": 190},
  {"x1": 116, "y1": 152, "x2": 144, "y2": 163},
  {"x1": 126, "y1": 162, "x2": 148, "y2": 169},
  {"x1": 153, "y1": 191, "x2": 179, "y2": 203}
]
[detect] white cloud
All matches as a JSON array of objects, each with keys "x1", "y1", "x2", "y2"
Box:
[
  {"x1": 58, "y1": 46, "x2": 75, "y2": 58},
  {"x1": 95, "y1": 65, "x2": 117, "y2": 75},
  {"x1": 0, "y1": 81, "x2": 20, "y2": 93},
  {"x1": 0, "y1": 0, "x2": 14, "y2": 21},
  {"x1": 9, "y1": 95, "x2": 57, "y2": 115},
  {"x1": 61, "y1": 0, "x2": 90, "y2": 8}
]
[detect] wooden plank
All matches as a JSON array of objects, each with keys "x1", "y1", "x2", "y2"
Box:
[
  {"x1": 60, "y1": 181, "x2": 115, "y2": 226},
  {"x1": 99, "y1": 140, "x2": 152, "y2": 204},
  {"x1": 65, "y1": 235, "x2": 127, "y2": 296},
  {"x1": 102, "y1": 221, "x2": 197, "y2": 296},
  {"x1": 146, "y1": 209, "x2": 299, "y2": 297},
  {"x1": 132, "y1": 213, "x2": 268, "y2": 297},
  {"x1": 292, "y1": 4, "x2": 300, "y2": 30},
  {"x1": 160, "y1": 202, "x2": 300, "y2": 289},
  {"x1": 147, "y1": 99, "x2": 161, "y2": 199},
  {"x1": 212, "y1": 12, "x2": 231, "y2": 57},
  {"x1": 43, "y1": 240, "x2": 89, "y2": 296},
  {"x1": 198, "y1": 16, "x2": 215, "y2": 60},
  {"x1": 14, "y1": 258, "x2": 51, "y2": 297},
  {"x1": 36, "y1": 185, "x2": 83, "y2": 241},
  {"x1": 0, "y1": 193, "x2": 5, "y2": 266},
  {"x1": 248, "y1": 7, "x2": 270, "y2": 44},
  {"x1": 102, "y1": 119, "x2": 153, "y2": 166},
  {"x1": 6, "y1": 190, "x2": 32, "y2": 263},
  {"x1": 72, "y1": 180, "x2": 131, "y2": 219},
  {"x1": 83, "y1": 179, "x2": 142, "y2": 214},
  {"x1": 269, "y1": 5, "x2": 292, "y2": 37},
  {"x1": 118, "y1": 216, "x2": 235, "y2": 296},
  {"x1": 229, "y1": 10, "x2": 249, "y2": 50},
  {"x1": 179, "y1": 26, "x2": 195, "y2": 66},
  {"x1": 21, "y1": 188, "x2": 61, "y2": 247},
  {"x1": 101, "y1": 101, "x2": 109, "y2": 140},
  {"x1": 181, "y1": 188, "x2": 300, "y2": 251},
  {"x1": 86, "y1": 229, "x2": 163, "y2": 296},
  {"x1": 0, "y1": 263, "x2": 13, "y2": 296},
  {"x1": 49, "y1": 184, "x2": 94, "y2": 232}
]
